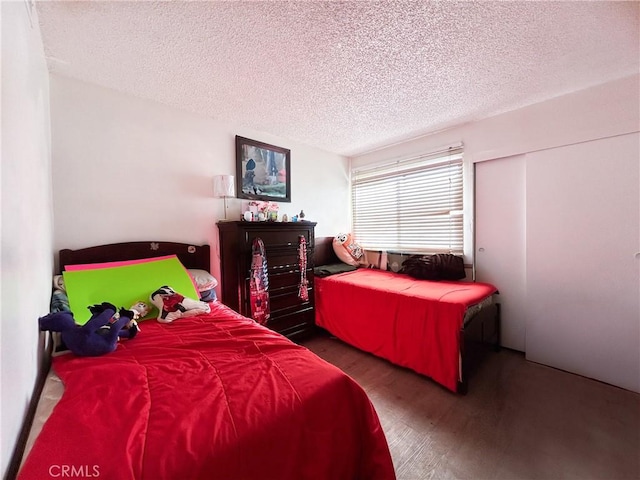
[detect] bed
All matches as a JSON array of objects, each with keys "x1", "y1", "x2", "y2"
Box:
[
  {"x1": 313, "y1": 237, "x2": 500, "y2": 394},
  {"x1": 16, "y1": 241, "x2": 395, "y2": 480}
]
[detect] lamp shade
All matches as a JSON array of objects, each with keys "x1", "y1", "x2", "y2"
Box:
[{"x1": 213, "y1": 175, "x2": 235, "y2": 198}]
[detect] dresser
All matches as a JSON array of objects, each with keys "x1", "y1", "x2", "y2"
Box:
[{"x1": 217, "y1": 221, "x2": 317, "y2": 340}]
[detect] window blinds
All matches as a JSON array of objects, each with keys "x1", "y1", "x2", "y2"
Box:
[{"x1": 352, "y1": 146, "x2": 464, "y2": 254}]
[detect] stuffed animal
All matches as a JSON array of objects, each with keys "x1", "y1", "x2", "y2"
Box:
[
  {"x1": 38, "y1": 302, "x2": 146, "y2": 357},
  {"x1": 95, "y1": 301, "x2": 149, "y2": 335},
  {"x1": 150, "y1": 285, "x2": 210, "y2": 323}
]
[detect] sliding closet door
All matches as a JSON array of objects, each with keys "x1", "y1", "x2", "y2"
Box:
[
  {"x1": 475, "y1": 155, "x2": 527, "y2": 352},
  {"x1": 525, "y1": 133, "x2": 639, "y2": 393}
]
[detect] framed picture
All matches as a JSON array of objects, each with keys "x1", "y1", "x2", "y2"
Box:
[{"x1": 235, "y1": 136, "x2": 291, "y2": 202}]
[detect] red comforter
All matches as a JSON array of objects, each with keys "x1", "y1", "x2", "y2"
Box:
[
  {"x1": 315, "y1": 269, "x2": 498, "y2": 392},
  {"x1": 19, "y1": 303, "x2": 395, "y2": 480}
]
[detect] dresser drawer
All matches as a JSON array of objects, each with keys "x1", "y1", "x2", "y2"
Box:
[
  {"x1": 267, "y1": 252, "x2": 301, "y2": 272},
  {"x1": 267, "y1": 307, "x2": 315, "y2": 336},
  {"x1": 270, "y1": 285, "x2": 313, "y2": 313},
  {"x1": 269, "y1": 269, "x2": 314, "y2": 289},
  {"x1": 243, "y1": 228, "x2": 312, "y2": 249},
  {"x1": 241, "y1": 273, "x2": 314, "y2": 296}
]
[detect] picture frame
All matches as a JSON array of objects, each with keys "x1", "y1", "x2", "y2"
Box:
[{"x1": 235, "y1": 136, "x2": 291, "y2": 203}]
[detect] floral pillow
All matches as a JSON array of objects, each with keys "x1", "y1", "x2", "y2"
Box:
[
  {"x1": 187, "y1": 269, "x2": 218, "y2": 302},
  {"x1": 188, "y1": 269, "x2": 218, "y2": 292}
]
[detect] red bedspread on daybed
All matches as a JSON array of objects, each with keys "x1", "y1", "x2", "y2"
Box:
[
  {"x1": 315, "y1": 269, "x2": 498, "y2": 392},
  {"x1": 19, "y1": 302, "x2": 395, "y2": 480}
]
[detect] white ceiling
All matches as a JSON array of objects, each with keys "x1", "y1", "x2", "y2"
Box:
[{"x1": 35, "y1": 1, "x2": 639, "y2": 156}]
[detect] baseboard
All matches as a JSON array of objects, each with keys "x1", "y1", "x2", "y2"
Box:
[{"x1": 4, "y1": 334, "x2": 52, "y2": 480}]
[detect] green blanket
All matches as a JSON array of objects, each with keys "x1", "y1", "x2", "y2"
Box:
[{"x1": 63, "y1": 256, "x2": 198, "y2": 324}]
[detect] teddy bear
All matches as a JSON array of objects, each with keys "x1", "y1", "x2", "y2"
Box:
[
  {"x1": 38, "y1": 301, "x2": 148, "y2": 357},
  {"x1": 150, "y1": 285, "x2": 210, "y2": 323}
]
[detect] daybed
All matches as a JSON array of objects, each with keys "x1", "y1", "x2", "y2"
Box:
[
  {"x1": 15, "y1": 241, "x2": 395, "y2": 480},
  {"x1": 313, "y1": 237, "x2": 500, "y2": 394}
]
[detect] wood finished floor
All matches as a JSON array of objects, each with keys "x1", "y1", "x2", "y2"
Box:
[{"x1": 301, "y1": 335, "x2": 640, "y2": 480}]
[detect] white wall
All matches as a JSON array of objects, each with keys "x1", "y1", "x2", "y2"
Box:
[
  {"x1": 351, "y1": 74, "x2": 640, "y2": 391},
  {"x1": 1, "y1": 2, "x2": 53, "y2": 476},
  {"x1": 50, "y1": 75, "x2": 350, "y2": 294}
]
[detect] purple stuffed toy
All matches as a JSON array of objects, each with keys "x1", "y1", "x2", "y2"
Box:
[{"x1": 39, "y1": 302, "x2": 141, "y2": 357}]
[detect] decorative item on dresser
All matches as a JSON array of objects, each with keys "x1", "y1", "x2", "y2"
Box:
[{"x1": 217, "y1": 220, "x2": 317, "y2": 340}]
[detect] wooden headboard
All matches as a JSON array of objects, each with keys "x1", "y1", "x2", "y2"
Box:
[
  {"x1": 59, "y1": 239, "x2": 340, "y2": 271},
  {"x1": 59, "y1": 241, "x2": 211, "y2": 272},
  {"x1": 314, "y1": 236, "x2": 339, "y2": 266}
]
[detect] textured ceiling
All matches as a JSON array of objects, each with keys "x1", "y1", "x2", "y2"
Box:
[{"x1": 35, "y1": 1, "x2": 640, "y2": 156}]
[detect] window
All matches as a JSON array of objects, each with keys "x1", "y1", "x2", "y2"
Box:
[{"x1": 352, "y1": 145, "x2": 464, "y2": 254}]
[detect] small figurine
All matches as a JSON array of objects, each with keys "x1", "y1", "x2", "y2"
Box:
[
  {"x1": 299, "y1": 210, "x2": 306, "y2": 220},
  {"x1": 282, "y1": 214, "x2": 289, "y2": 222}
]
